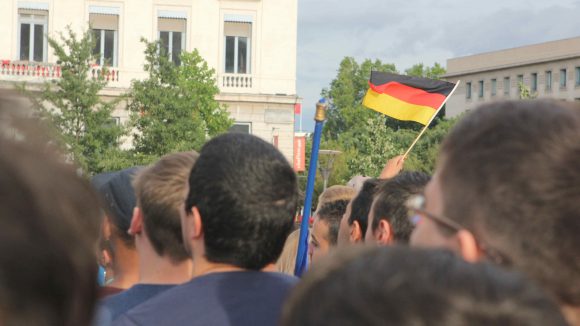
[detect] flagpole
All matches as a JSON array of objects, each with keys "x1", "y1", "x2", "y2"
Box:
[
  {"x1": 403, "y1": 80, "x2": 461, "y2": 159},
  {"x1": 294, "y1": 98, "x2": 327, "y2": 277}
]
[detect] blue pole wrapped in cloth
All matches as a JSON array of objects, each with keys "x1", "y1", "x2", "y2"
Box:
[{"x1": 294, "y1": 98, "x2": 327, "y2": 277}]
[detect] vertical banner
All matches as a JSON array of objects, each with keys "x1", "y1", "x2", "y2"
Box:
[
  {"x1": 294, "y1": 103, "x2": 302, "y2": 114},
  {"x1": 293, "y1": 136, "x2": 306, "y2": 172}
]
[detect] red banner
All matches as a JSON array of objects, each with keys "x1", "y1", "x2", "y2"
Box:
[
  {"x1": 294, "y1": 103, "x2": 302, "y2": 114},
  {"x1": 294, "y1": 136, "x2": 306, "y2": 172}
]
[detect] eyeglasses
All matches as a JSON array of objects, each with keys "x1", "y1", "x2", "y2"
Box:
[
  {"x1": 406, "y1": 194, "x2": 508, "y2": 265},
  {"x1": 406, "y1": 194, "x2": 464, "y2": 231}
]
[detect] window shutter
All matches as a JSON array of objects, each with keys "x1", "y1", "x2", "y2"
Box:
[
  {"x1": 224, "y1": 22, "x2": 251, "y2": 38},
  {"x1": 158, "y1": 18, "x2": 186, "y2": 33},
  {"x1": 89, "y1": 13, "x2": 118, "y2": 30}
]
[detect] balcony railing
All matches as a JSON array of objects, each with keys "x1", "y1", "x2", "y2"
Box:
[
  {"x1": 220, "y1": 73, "x2": 253, "y2": 90},
  {"x1": 0, "y1": 60, "x2": 120, "y2": 84},
  {"x1": 90, "y1": 65, "x2": 120, "y2": 83},
  {"x1": 1, "y1": 60, "x2": 61, "y2": 79}
]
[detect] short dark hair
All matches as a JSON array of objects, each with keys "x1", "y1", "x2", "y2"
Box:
[
  {"x1": 0, "y1": 140, "x2": 100, "y2": 326},
  {"x1": 133, "y1": 151, "x2": 198, "y2": 263},
  {"x1": 371, "y1": 172, "x2": 430, "y2": 242},
  {"x1": 93, "y1": 167, "x2": 140, "y2": 249},
  {"x1": 185, "y1": 133, "x2": 299, "y2": 270},
  {"x1": 439, "y1": 100, "x2": 580, "y2": 305},
  {"x1": 316, "y1": 199, "x2": 350, "y2": 246},
  {"x1": 348, "y1": 178, "x2": 379, "y2": 238},
  {"x1": 281, "y1": 246, "x2": 568, "y2": 326}
]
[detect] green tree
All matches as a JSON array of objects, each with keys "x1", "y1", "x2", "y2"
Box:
[
  {"x1": 405, "y1": 62, "x2": 446, "y2": 79},
  {"x1": 518, "y1": 82, "x2": 537, "y2": 99},
  {"x1": 322, "y1": 57, "x2": 398, "y2": 141},
  {"x1": 128, "y1": 39, "x2": 232, "y2": 157},
  {"x1": 22, "y1": 26, "x2": 125, "y2": 174}
]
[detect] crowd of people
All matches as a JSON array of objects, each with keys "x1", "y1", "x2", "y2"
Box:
[{"x1": 0, "y1": 98, "x2": 579, "y2": 326}]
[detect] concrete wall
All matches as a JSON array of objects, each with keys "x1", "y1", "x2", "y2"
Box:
[{"x1": 444, "y1": 38, "x2": 580, "y2": 117}]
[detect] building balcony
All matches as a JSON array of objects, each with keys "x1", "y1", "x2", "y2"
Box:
[
  {"x1": 0, "y1": 60, "x2": 120, "y2": 85},
  {"x1": 219, "y1": 73, "x2": 254, "y2": 92},
  {"x1": 1, "y1": 60, "x2": 61, "y2": 82}
]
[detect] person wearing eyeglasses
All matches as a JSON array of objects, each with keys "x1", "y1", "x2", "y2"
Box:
[{"x1": 407, "y1": 100, "x2": 580, "y2": 326}]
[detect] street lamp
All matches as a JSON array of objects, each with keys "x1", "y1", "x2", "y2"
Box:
[{"x1": 318, "y1": 149, "x2": 341, "y2": 190}]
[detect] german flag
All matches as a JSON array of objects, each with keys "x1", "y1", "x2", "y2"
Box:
[{"x1": 362, "y1": 71, "x2": 456, "y2": 125}]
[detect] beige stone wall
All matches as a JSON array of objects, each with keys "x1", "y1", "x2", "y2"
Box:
[
  {"x1": 218, "y1": 93, "x2": 296, "y2": 162},
  {"x1": 444, "y1": 58, "x2": 580, "y2": 117},
  {"x1": 446, "y1": 37, "x2": 580, "y2": 77},
  {"x1": 0, "y1": 0, "x2": 298, "y2": 162}
]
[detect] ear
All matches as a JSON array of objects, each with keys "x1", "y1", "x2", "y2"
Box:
[
  {"x1": 377, "y1": 220, "x2": 393, "y2": 245},
  {"x1": 191, "y1": 206, "x2": 204, "y2": 239},
  {"x1": 128, "y1": 207, "x2": 143, "y2": 236},
  {"x1": 455, "y1": 230, "x2": 483, "y2": 263},
  {"x1": 349, "y1": 220, "x2": 363, "y2": 243},
  {"x1": 101, "y1": 249, "x2": 112, "y2": 268},
  {"x1": 102, "y1": 216, "x2": 112, "y2": 239}
]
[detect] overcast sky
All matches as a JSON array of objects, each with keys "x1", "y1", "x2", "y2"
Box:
[{"x1": 295, "y1": 0, "x2": 580, "y2": 131}]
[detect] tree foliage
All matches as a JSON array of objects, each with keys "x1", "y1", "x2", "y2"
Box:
[
  {"x1": 518, "y1": 82, "x2": 537, "y2": 99},
  {"x1": 405, "y1": 62, "x2": 446, "y2": 79},
  {"x1": 23, "y1": 26, "x2": 125, "y2": 174},
  {"x1": 322, "y1": 57, "x2": 398, "y2": 141},
  {"x1": 127, "y1": 39, "x2": 232, "y2": 157}
]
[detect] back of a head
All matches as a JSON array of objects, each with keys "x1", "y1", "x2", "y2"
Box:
[
  {"x1": 276, "y1": 229, "x2": 301, "y2": 275},
  {"x1": 133, "y1": 151, "x2": 198, "y2": 263},
  {"x1": 438, "y1": 100, "x2": 580, "y2": 306},
  {"x1": 281, "y1": 246, "x2": 568, "y2": 326},
  {"x1": 94, "y1": 167, "x2": 140, "y2": 249},
  {"x1": 0, "y1": 140, "x2": 101, "y2": 326},
  {"x1": 185, "y1": 133, "x2": 299, "y2": 270},
  {"x1": 348, "y1": 178, "x2": 379, "y2": 238},
  {"x1": 371, "y1": 171, "x2": 430, "y2": 243},
  {"x1": 316, "y1": 199, "x2": 350, "y2": 246},
  {"x1": 316, "y1": 185, "x2": 355, "y2": 211}
]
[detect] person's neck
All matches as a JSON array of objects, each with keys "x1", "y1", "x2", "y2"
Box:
[
  {"x1": 562, "y1": 304, "x2": 580, "y2": 326},
  {"x1": 191, "y1": 254, "x2": 245, "y2": 278},
  {"x1": 137, "y1": 241, "x2": 192, "y2": 284},
  {"x1": 109, "y1": 240, "x2": 139, "y2": 289}
]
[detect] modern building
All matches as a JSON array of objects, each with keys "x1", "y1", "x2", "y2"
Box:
[
  {"x1": 443, "y1": 37, "x2": 580, "y2": 117},
  {"x1": 0, "y1": 0, "x2": 299, "y2": 162}
]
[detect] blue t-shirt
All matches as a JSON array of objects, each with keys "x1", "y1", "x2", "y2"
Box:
[
  {"x1": 100, "y1": 284, "x2": 175, "y2": 322},
  {"x1": 113, "y1": 271, "x2": 298, "y2": 326}
]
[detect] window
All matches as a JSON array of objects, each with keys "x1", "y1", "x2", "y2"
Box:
[
  {"x1": 90, "y1": 9, "x2": 119, "y2": 66},
  {"x1": 560, "y1": 69, "x2": 567, "y2": 88},
  {"x1": 491, "y1": 79, "x2": 497, "y2": 96},
  {"x1": 546, "y1": 71, "x2": 552, "y2": 90},
  {"x1": 229, "y1": 122, "x2": 251, "y2": 134},
  {"x1": 158, "y1": 13, "x2": 186, "y2": 65},
  {"x1": 503, "y1": 77, "x2": 510, "y2": 95},
  {"x1": 466, "y1": 82, "x2": 472, "y2": 99},
  {"x1": 576, "y1": 67, "x2": 580, "y2": 86},
  {"x1": 531, "y1": 73, "x2": 538, "y2": 92},
  {"x1": 517, "y1": 74, "x2": 524, "y2": 86},
  {"x1": 478, "y1": 80, "x2": 484, "y2": 98},
  {"x1": 224, "y1": 16, "x2": 252, "y2": 74},
  {"x1": 18, "y1": 8, "x2": 48, "y2": 62}
]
